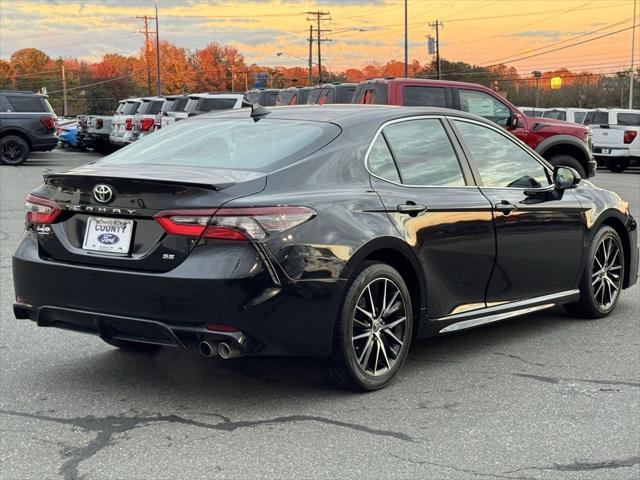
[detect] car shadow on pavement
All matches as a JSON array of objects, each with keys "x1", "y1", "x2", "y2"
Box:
[{"x1": 23, "y1": 305, "x2": 601, "y2": 403}]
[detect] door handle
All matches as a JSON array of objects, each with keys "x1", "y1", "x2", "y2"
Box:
[
  {"x1": 495, "y1": 200, "x2": 517, "y2": 214},
  {"x1": 397, "y1": 203, "x2": 427, "y2": 215}
]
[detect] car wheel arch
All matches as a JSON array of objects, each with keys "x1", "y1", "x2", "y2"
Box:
[
  {"x1": 598, "y1": 214, "x2": 633, "y2": 288},
  {"x1": 0, "y1": 128, "x2": 33, "y2": 148},
  {"x1": 341, "y1": 237, "x2": 427, "y2": 333}
]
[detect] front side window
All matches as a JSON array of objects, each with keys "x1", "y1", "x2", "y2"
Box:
[
  {"x1": 402, "y1": 86, "x2": 447, "y2": 108},
  {"x1": 454, "y1": 120, "x2": 551, "y2": 188},
  {"x1": 368, "y1": 134, "x2": 401, "y2": 183},
  {"x1": 382, "y1": 118, "x2": 465, "y2": 186},
  {"x1": 458, "y1": 89, "x2": 511, "y2": 127}
]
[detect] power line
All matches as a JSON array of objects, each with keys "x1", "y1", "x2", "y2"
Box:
[
  {"x1": 306, "y1": 11, "x2": 331, "y2": 83},
  {"x1": 136, "y1": 15, "x2": 156, "y2": 95}
]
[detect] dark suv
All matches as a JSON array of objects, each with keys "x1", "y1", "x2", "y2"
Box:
[
  {"x1": 0, "y1": 90, "x2": 57, "y2": 165},
  {"x1": 353, "y1": 78, "x2": 596, "y2": 178}
]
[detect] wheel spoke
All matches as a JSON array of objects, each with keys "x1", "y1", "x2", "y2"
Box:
[
  {"x1": 382, "y1": 290, "x2": 400, "y2": 317},
  {"x1": 382, "y1": 316, "x2": 406, "y2": 330},
  {"x1": 594, "y1": 280, "x2": 604, "y2": 301},
  {"x1": 352, "y1": 331, "x2": 371, "y2": 341},
  {"x1": 383, "y1": 329, "x2": 403, "y2": 346},
  {"x1": 367, "y1": 285, "x2": 376, "y2": 318},
  {"x1": 355, "y1": 305, "x2": 373, "y2": 320},
  {"x1": 379, "y1": 336, "x2": 391, "y2": 370},
  {"x1": 381, "y1": 279, "x2": 388, "y2": 315},
  {"x1": 358, "y1": 337, "x2": 373, "y2": 365},
  {"x1": 609, "y1": 248, "x2": 619, "y2": 267},
  {"x1": 373, "y1": 338, "x2": 381, "y2": 376}
]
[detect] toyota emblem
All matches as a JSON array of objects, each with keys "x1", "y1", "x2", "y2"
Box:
[{"x1": 93, "y1": 184, "x2": 114, "y2": 203}]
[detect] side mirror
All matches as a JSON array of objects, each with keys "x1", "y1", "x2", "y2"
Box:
[
  {"x1": 508, "y1": 112, "x2": 524, "y2": 129},
  {"x1": 553, "y1": 165, "x2": 581, "y2": 190}
]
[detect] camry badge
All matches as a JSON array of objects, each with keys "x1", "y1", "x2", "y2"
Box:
[{"x1": 93, "y1": 184, "x2": 113, "y2": 204}]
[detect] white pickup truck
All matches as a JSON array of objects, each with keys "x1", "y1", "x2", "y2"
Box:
[
  {"x1": 584, "y1": 108, "x2": 640, "y2": 172},
  {"x1": 77, "y1": 114, "x2": 113, "y2": 152}
]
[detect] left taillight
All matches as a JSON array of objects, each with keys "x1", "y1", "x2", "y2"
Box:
[
  {"x1": 40, "y1": 115, "x2": 55, "y2": 130},
  {"x1": 140, "y1": 118, "x2": 155, "y2": 131},
  {"x1": 155, "y1": 206, "x2": 316, "y2": 241},
  {"x1": 25, "y1": 194, "x2": 61, "y2": 224}
]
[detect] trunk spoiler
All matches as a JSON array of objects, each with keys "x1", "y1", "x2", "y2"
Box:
[{"x1": 44, "y1": 165, "x2": 265, "y2": 191}]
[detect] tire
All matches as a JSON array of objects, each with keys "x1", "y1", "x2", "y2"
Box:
[
  {"x1": 564, "y1": 226, "x2": 625, "y2": 319},
  {"x1": 0, "y1": 135, "x2": 30, "y2": 165},
  {"x1": 101, "y1": 337, "x2": 162, "y2": 352},
  {"x1": 322, "y1": 262, "x2": 413, "y2": 391},
  {"x1": 605, "y1": 158, "x2": 628, "y2": 173},
  {"x1": 548, "y1": 154, "x2": 586, "y2": 178}
]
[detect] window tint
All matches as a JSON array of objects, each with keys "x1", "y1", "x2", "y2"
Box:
[
  {"x1": 368, "y1": 134, "x2": 401, "y2": 183},
  {"x1": 382, "y1": 119, "x2": 465, "y2": 186},
  {"x1": 263, "y1": 92, "x2": 279, "y2": 106},
  {"x1": 617, "y1": 112, "x2": 640, "y2": 126},
  {"x1": 98, "y1": 119, "x2": 340, "y2": 172},
  {"x1": 574, "y1": 111, "x2": 586, "y2": 124},
  {"x1": 172, "y1": 97, "x2": 188, "y2": 112},
  {"x1": 458, "y1": 90, "x2": 511, "y2": 127},
  {"x1": 137, "y1": 100, "x2": 163, "y2": 115},
  {"x1": 122, "y1": 102, "x2": 139, "y2": 115},
  {"x1": 454, "y1": 120, "x2": 550, "y2": 188},
  {"x1": 115, "y1": 103, "x2": 125, "y2": 114},
  {"x1": 4, "y1": 95, "x2": 47, "y2": 112},
  {"x1": 402, "y1": 86, "x2": 447, "y2": 107},
  {"x1": 198, "y1": 97, "x2": 238, "y2": 111},
  {"x1": 543, "y1": 110, "x2": 566, "y2": 121},
  {"x1": 583, "y1": 111, "x2": 609, "y2": 125}
]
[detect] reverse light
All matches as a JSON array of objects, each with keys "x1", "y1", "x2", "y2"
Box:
[
  {"x1": 155, "y1": 206, "x2": 315, "y2": 241},
  {"x1": 623, "y1": 130, "x2": 637, "y2": 144},
  {"x1": 125, "y1": 118, "x2": 133, "y2": 130},
  {"x1": 140, "y1": 118, "x2": 155, "y2": 131},
  {"x1": 25, "y1": 194, "x2": 61, "y2": 224}
]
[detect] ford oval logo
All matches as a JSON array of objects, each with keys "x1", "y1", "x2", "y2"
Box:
[{"x1": 97, "y1": 233, "x2": 119, "y2": 245}]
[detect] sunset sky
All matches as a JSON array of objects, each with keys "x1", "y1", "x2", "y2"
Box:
[{"x1": 1, "y1": 0, "x2": 638, "y2": 73}]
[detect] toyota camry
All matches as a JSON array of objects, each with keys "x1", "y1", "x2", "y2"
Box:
[{"x1": 12, "y1": 105, "x2": 638, "y2": 390}]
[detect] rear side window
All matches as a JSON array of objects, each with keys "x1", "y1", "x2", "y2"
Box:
[
  {"x1": 402, "y1": 86, "x2": 447, "y2": 108},
  {"x1": 368, "y1": 135, "x2": 401, "y2": 183},
  {"x1": 584, "y1": 111, "x2": 609, "y2": 125},
  {"x1": 197, "y1": 97, "x2": 238, "y2": 111},
  {"x1": 382, "y1": 119, "x2": 465, "y2": 186},
  {"x1": 98, "y1": 118, "x2": 340, "y2": 172},
  {"x1": 617, "y1": 112, "x2": 640, "y2": 126},
  {"x1": 543, "y1": 110, "x2": 566, "y2": 121},
  {"x1": 4, "y1": 95, "x2": 47, "y2": 112},
  {"x1": 122, "y1": 102, "x2": 140, "y2": 115}
]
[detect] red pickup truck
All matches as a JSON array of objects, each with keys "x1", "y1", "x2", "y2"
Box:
[{"x1": 353, "y1": 78, "x2": 596, "y2": 178}]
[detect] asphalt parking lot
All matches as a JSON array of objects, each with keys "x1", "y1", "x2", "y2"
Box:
[{"x1": 0, "y1": 149, "x2": 638, "y2": 480}]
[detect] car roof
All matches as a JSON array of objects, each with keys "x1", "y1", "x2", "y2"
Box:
[
  {"x1": 196, "y1": 104, "x2": 496, "y2": 126},
  {"x1": 358, "y1": 77, "x2": 502, "y2": 90}
]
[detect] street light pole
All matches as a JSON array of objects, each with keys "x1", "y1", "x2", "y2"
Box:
[
  {"x1": 629, "y1": 0, "x2": 637, "y2": 108},
  {"x1": 404, "y1": 0, "x2": 408, "y2": 78},
  {"x1": 154, "y1": 0, "x2": 161, "y2": 96},
  {"x1": 532, "y1": 70, "x2": 542, "y2": 115}
]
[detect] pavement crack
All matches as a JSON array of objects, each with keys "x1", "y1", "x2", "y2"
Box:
[
  {"x1": 390, "y1": 454, "x2": 539, "y2": 479},
  {"x1": 493, "y1": 352, "x2": 546, "y2": 367},
  {"x1": 1, "y1": 409, "x2": 417, "y2": 480},
  {"x1": 513, "y1": 373, "x2": 640, "y2": 387},
  {"x1": 504, "y1": 455, "x2": 640, "y2": 473}
]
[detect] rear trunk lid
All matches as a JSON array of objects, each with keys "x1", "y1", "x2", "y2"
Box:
[{"x1": 32, "y1": 165, "x2": 266, "y2": 272}]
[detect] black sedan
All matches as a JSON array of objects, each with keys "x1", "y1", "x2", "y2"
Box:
[{"x1": 12, "y1": 105, "x2": 638, "y2": 391}]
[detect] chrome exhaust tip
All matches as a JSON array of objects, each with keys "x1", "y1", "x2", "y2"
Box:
[
  {"x1": 217, "y1": 341, "x2": 241, "y2": 359},
  {"x1": 198, "y1": 341, "x2": 216, "y2": 358}
]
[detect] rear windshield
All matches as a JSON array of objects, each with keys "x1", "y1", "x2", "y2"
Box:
[
  {"x1": 4, "y1": 95, "x2": 48, "y2": 112},
  {"x1": 122, "y1": 101, "x2": 140, "y2": 115},
  {"x1": 97, "y1": 118, "x2": 341, "y2": 172},
  {"x1": 617, "y1": 112, "x2": 640, "y2": 126},
  {"x1": 583, "y1": 111, "x2": 609, "y2": 125},
  {"x1": 115, "y1": 102, "x2": 125, "y2": 114},
  {"x1": 185, "y1": 98, "x2": 202, "y2": 112},
  {"x1": 543, "y1": 110, "x2": 566, "y2": 121},
  {"x1": 197, "y1": 97, "x2": 238, "y2": 111},
  {"x1": 137, "y1": 100, "x2": 163, "y2": 115},
  {"x1": 170, "y1": 97, "x2": 188, "y2": 112}
]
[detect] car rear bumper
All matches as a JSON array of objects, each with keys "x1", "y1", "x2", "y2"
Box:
[
  {"x1": 12, "y1": 233, "x2": 343, "y2": 356},
  {"x1": 593, "y1": 146, "x2": 630, "y2": 157},
  {"x1": 32, "y1": 136, "x2": 59, "y2": 152}
]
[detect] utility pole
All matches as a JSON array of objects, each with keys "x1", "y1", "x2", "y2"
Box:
[
  {"x1": 306, "y1": 11, "x2": 331, "y2": 83},
  {"x1": 154, "y1": 0, "x2": 161, "y2": 96},
  {"x1": 404, "y1": 0, "x2": 408, "y2": 77},
  {"x1": 429, "y1": 20, "x2": 443, "y2": 79},
  {"x1": 532, "y1": 70, "x2": 542, "y2": 115},
  {"x1": 629, "y1": 0, "x2": 637, "y2": 108},
  {"x1": 136, "y1": 15, "x2": 155, "y2": 95},
  {"x1": 308, "y1": 25, "x2": 314, "y2": 85},
  {"x1": 61, "y1": 64, "x2": 68, "y2": 117}
]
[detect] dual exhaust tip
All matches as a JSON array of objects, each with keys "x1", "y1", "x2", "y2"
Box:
[{"x1": 198, "y1": 340, "x2": 241, "y2": 359}]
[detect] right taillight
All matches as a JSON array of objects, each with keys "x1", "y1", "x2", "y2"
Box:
[
  {"x1": 125, "y1": 118, "x2": 133, "y2": 130},
  {"x1": 623, "y1": 130, "x2": 637, "y2": 144},
  {"x1": 155, "y1": 206, "x2": 315, "y2": 241},
  {"x1": 96, "y1": 118, "x2": 103, "y2": 129},
  {"x1": 25, "y1": 194, "x2": 61, "y2": 224}
]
